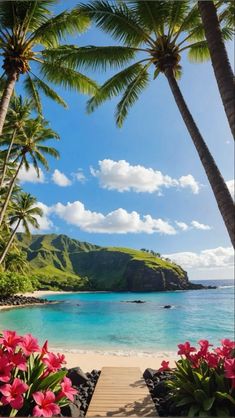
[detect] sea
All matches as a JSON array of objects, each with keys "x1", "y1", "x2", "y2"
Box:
[{"x1": 0, "y1": 279, "x2": 234, "y2": 355}]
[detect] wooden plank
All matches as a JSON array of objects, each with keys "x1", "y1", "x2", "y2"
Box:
[{"x1": 85, "y1": 367, "x2": 157, "y2": 417}]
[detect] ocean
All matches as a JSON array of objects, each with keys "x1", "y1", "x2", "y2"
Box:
[{"x1": 0, "y1": 279, "x2": 234, "y2": 354}]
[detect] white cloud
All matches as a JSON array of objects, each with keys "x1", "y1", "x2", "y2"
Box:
[
  {"x1": 53, "y1": 200, "x2": 177, "y2": 235},
  {"x1": 163, "y1": 247, "x2": 234, "y2": 270},
  {"x1": 175, "y1": 221, "x2": 189, "y2": 231},
  {"x1": 73, "y1": 170, "x2": 86, "y2": 183},
  {"x1": 178, "y1": 175, "x2": 200, "y2": 194},
  {"x1": 52, "y1": 169, "x2": 72, "y2": 187},
  {"x1": 191, "y1": 220, "x2": 211, "y2": 230},
  {"x1": 226, "y1": 179, "x2": 234, "y2": 200},
  {"x1": 19, "y1": 164, "x2": 45, "y2": 183},
  {"x1": 91, "y1": 159, "x2": 200, "y2": 194}
]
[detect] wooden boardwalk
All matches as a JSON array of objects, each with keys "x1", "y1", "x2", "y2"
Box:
[{"x1": 86, "y1": 367, "x2": 157, "y2": 417}]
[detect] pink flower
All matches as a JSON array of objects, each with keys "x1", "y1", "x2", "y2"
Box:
[
  {"x1": 0, "y1": 330, "x2": 22, "y2": 353},
  {"x1": 224, "y1": 358, "x2": 235, "y2": 380},
  {"x1": 198, "y1": 340, "x2": 213, "y2": 356},
  {"x1": 42, "y1": 352, "x2": 66, "y2": 372},
  {"x1": 0, "y1": 355, "x2": 12, "y2": 382},
  {"x1": 178, "y1": 342, "x2": 196, "y2": 357},
  {"x1": 221, "y1": 339, "x2": 235, "y2": 350},
  {"x1": 158, "y1": 360, "x2": 171, "y2": 372},
  {"x1": 19, "y1": 334, "x2": 40, "y2": 356},
  {"x1": 0, "y1": 378, "x2": 28, "y2": 410},
  {"x1": 41, "y1": 341, "x2": 49, "y2": 358},
  {"x1": 33, "y1": 391, "x2": 61, "y2": 417},
  {"x1": 205, "y1": 353, "x2": 218, "y2": 369},
  {"x1": 10, "y1": 352, "x2": 27, "y2": 371},
  {"x1": 57, "y1": 377, "x2": 78, "y2": 401}
]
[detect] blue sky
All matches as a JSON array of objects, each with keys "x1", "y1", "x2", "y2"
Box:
[{"x1": 13, "y1": 0, "x2": 234, "y2": 280}]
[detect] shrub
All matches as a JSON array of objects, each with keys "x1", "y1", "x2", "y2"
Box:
[
  {"x1": 0, "y1": 272, "x2": 34, "y2": 296},
  {"x1": 0, "y1": 330, "x2": 77, "y2": 417},
  {"x1": 160, "y1": 339, "x2": 235, "y2": 416}
]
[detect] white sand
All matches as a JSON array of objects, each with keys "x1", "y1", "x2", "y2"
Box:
[{"x1": 54, "y1": 350, "x2": 178, "y2": 372}]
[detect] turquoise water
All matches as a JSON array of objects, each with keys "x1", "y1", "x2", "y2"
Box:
[{"x1": 0, "y1": 280, "x2": 234, "y2": 353}]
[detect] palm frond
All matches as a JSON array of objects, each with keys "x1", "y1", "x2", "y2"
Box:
[
  {"x1": 115, "y1": 63, "x2": 150, "y2": 127},
  {"x1": 87, "y1": 61, "x2": 148, "y2": 113},
  {"x1": 187, "y1": 41, "x2": 210, "y2": 62},
  {"x1": 29, "y1": 72, "x2": 68, "y2": 108},
  {"x1": 167, "y1": 1, "x2": 190, "y2": 37},
  {"x1": 42, "y1": 45, "x2": 137, "y2": 71},
  {"x1": 24, "y1": 74, "x2": 42, "y2": 114},
  {"x1": 36, "y1": 146, "x2": 60, "y2": 160},
  {"x1": 30, "y1": 8, "x2": 90, "y2": 48},
  {"x1": 128, "y1": 1, "x2": 169, "y2": 36},
  {"x1": 77, "y1": 1, "x2": 152, "y2": 47},
  {"x1": 40, "y1": 61, "x2": 98, "y2": 95}
]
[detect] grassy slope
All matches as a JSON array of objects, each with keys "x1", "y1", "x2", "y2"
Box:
[{"x1": 17, "y1": 233, "x2": 187, "y2": 291}]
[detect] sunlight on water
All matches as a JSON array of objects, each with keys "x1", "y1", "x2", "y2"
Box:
[{"x1": 0, "y1": 280, "x2": 234, "y2": 353}]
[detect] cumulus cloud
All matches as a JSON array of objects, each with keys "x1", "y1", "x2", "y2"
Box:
[
  {"x1": 73, "y1": 170, "x2": 86, "y2": 183},
  {"x1": 163, "y1": 247, "x2": 234, "y2": 270},
  {"x1": 175, "y1": 221, "x2": 189, "y2": 231},
  {"x1": 52, "y1": 169, "x2": 72, "y2": 187},
  {"x1": 19, "y1": 164, "x2": 45, "y2": 183},
  {"x1": 191, "y1": 220, "x2": 211, "y2": 230},
  {"x1": 91, "y1": 159, "x2": 200, "y2": 195},
  {"x1": 52, "y1": 200, "x2": 177, "y2": 234},
  {"x1": 226, "y1": 179, "x2": 234, "y2": 200}
]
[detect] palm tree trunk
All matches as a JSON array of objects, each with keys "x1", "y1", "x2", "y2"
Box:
[
  {"x1": 0, "y1": 158, "x2": 23, "y2": 227},
  {"x1": 0, "y1": 219, "x2": 21, "y2": 265},
  {"x1": 0, "y1": 128, "x2": 17, "y2": 188},
  {"x1": 0, "y1": 71, "x2": 18, "y2": 136},
  {"x1": 165, "y1": 68, "x2": 235, "y2": 247},
  {"x1": 198, "y1": 1, "x2": 235, "y2": 139}
]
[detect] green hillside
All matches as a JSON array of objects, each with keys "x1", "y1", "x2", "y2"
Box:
[{"x1": 17, "y1": 233, "x2": 195, "y2": 291}]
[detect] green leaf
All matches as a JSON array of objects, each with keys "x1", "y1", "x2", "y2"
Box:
[
  {"x1": 194, "y1": 389, "x2": 207, "y2": 404},
  {"x1": 203, "y1": 397, "x2": 215, "y2": 411},
  {"x1": 188, "y1": 404, "x2": 200, "y2": 417},
  {"x1": 176, "y1": 396, "x2": 194, "y2": 407},
  {"x1": 153, "y1": 68, "x2": 160, "y2": 80},
  {"x1": 30, "y1": 73, "x2": 68, "y2": 108},
  {"x1": 215, "y1": 391, "x2": 235, "y2": 405},
  {"x1": 37, "y1": 370, "x2": 67, "y2": 391}
]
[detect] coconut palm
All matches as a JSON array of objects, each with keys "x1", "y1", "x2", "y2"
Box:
[
  {"x1": 0, "y1": 0, "x2": 98, "y2": 135},
  {"x1": 0, "y1": 116, "x2": 59, "y2": 227},
  {"x1": 0, "y1": 95, "x2": 32, "y2": 188},
  {"x1": 0, "y1": 192, "x2": 42, "y2": 265},
  {"x1": 72, "y1": 0, "x2": 234, "y2": 246},
  {"x1": 198, "y1": 1, "x2": 235, "y2": 138}
]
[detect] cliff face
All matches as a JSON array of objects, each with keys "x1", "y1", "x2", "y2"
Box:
[{"x1": 17, "y1": 233, "x2": 197, "y2": 292}]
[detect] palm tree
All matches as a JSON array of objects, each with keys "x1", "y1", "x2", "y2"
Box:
[
  {"x1": 0, "y1": 0, "x2": 98, "y2": 135},
  {"x1": 73, "y1": 0, "x2": 234, "y2": 247},
  {"x1": 0, "y1": 116, "x2": 59, "y2": 227},
  {"x1": 198, "y1": 1, "x2": 235, "y2": 138},
  {"x1": 0, "y1": 192, "x2": 42, "y2": 265},
  {"x1": 0, "y1": 95, "x2": 32, "y2": 188}
]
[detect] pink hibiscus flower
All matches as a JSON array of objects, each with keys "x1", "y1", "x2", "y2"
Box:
[
  {"x1": 33, "y1": 391, "x2": 61, "y2": 417},
  {"x1": 224, "y1": 358, "x2": 235, "y2": 379},
  {"x1": 198, "y1": 340, "x2": 213, "y2": 357},
  {"x1": 19, "y1": 334, "x2": 40, "y2": 356},
  {"x1": 0, "y1": 378, "x2": 28, "y2": 410},
  {"x1": 0, "y1": 330, "x2": 22, "y2": 353},
  {"x1": 57, "y1": 377, "x2": 78, "y2": 401},
  {"x1": 0, "y1": 355, "x2": 12, "y2": 382},
  {"x1": 158, "y1": 360, "x2": 171, "y2": 372},
  {"x1": 10, "y1": 352, "x2": 27, "y2": 371},
  {"x1": 178, "y1": 341, "x2": 196, "y2": 357},
  {"x1": 42, "y1": 352, "x2": 66, "y2": 372}
]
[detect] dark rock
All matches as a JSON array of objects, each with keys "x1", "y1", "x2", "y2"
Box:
[
  {"x1": 152, "y1": 381, "x2": 168, "y2": 397},
  {"x1": 123, "y1": 300, "x2": 146, "y2": 303},
  {"x1": 143, "y1": 368, "x2": 158, "y2": 380},
  {"x1": 163, "y1": 305, "x2": 171, "y2": 309},
  {"x1": 61, "y1": 399, "x2": 81, "y2": 417},
  {"x1": 67, "y1": 367, "x2": 89, "y2": 386}
]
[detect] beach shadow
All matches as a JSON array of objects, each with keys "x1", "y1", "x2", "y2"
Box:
[{"x1": 106, "y1": 394, "x2": 158, "y2": 417}]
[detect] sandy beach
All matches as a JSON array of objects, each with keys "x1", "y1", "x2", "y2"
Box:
[{"x1": 0, "y1": 290, "x2": 178, "y2": 371}]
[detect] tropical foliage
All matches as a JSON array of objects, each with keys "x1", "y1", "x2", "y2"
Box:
[
  {"x1": 159, "y1": 339, "x2": 235, "y2": 416},
  {"x1": 0, "y1": 330, "x2": 77, "y2": 417},
  {"x1": 0, "y1": 272, "x2": 34, "y2": 296},
  {"x1": 0, "y1": 0, "x2": 97, "y2": 134}
]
